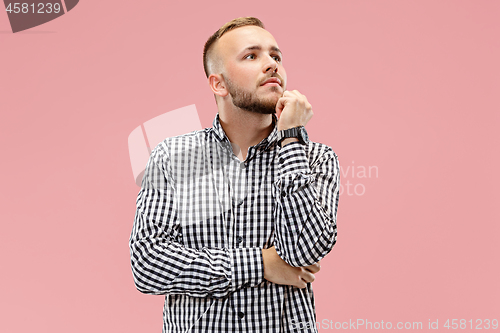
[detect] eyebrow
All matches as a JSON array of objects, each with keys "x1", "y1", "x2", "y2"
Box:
[{"x1": 241, "y1": 45, "x2": 282, "y2": 55}]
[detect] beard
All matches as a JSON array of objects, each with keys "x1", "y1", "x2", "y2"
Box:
[{"x1": 224, "y1": 76, "x2": 280, "y2": 114}]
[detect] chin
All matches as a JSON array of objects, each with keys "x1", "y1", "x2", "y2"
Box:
[{"x1": 267, "y1": 87, "x2": 284, "y2": 96}]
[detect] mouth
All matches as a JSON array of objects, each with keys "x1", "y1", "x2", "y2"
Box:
[{"x1": 260, "y1": 76, "x2": 282, "y2": 88}]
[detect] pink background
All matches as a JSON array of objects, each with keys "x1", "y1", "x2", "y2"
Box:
[{"x1": 1, "y1": 1, "x2": 499, "y2": 332}]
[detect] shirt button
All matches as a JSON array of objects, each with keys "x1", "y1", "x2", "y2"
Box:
[
  {"x1": 237, "y1": 199, "x2": 244, "y2": 206},
  {"x1": 279, "y1": 158, "x2": 285, "y2": 164},
  {"x1": 238, "y1": 312, "x2": 245, "y2": 319},
  {"x1": 281, "y1": 191, "x2": 287, "y2": 197},
  {"x1": 236, "y1": 236, "x2": 243, "y2": 243},
  {"x1": 240, "y1": 162, "x2": 246, "y2": 169}
]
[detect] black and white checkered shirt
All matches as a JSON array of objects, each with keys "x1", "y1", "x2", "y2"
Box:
[{"x1": 129, "y1": 113, "x2": 340, "y2": 332}]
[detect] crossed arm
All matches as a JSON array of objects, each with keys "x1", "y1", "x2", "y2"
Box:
[{"x1": 129, "y1": 139, "x2": 339, "y2": 297}]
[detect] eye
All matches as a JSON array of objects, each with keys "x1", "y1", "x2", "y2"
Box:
[
  {"x1": 272, "y1": 54, "x2": 282, "y2": 63},
  {"x1": 244, "y1": 53, "x2": 256, "y2": 60}
]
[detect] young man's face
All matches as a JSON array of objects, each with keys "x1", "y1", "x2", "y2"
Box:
[{"x1": 215, "y1": 25, "x2": 287, "y2": 114}]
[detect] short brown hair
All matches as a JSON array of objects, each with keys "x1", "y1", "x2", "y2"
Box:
[{"x1": 203, "y1": 17, "x2": 265, "y2": 77}]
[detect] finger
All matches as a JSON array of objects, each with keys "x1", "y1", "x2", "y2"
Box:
[
  {"x1": 304, "y1": 262, "x2": 321, "y2": 274},
  {"x1": 275, "y1": 97, "x2": 295, "y2": 117},
  {"x1": 294, "y1": 277, "x2": 308, "y2": 289},
  {"x1": 300, "y1": 269, "x2": 315, "y2": 283},
  {"x1": 275, "y1": 97, "x2": 287, "y2": 116},
  {"x1": 291, "y1": 89, "x2": 304, "y2": 98}
]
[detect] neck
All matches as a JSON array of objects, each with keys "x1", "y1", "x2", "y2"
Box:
[{"x1": 218, "y1": 105, "x2": 274, "y2": 161}]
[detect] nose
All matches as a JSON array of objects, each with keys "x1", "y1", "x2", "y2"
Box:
[{"x1": 263, "y1": 55, "x2": 278, "y2": 74}]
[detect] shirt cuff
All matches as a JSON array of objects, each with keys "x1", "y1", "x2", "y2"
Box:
[
  {"x1": 278, "y1": 141, "x2": 310, "y2": 176},
  {"x1": 229, "y1": 247, "x2": 264, "y2": 291}
]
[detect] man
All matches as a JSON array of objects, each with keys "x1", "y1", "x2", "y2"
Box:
[{"x1": 129, "y1": 17, "x2": 340, "y2": 332}]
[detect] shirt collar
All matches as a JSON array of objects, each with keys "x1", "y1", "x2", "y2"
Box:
[
  {"x1": 212, "y1": 113, "x2": 230, "y2": 143},
  {"x1": 212, "y1": 113, "x2": 278, "y2": 150}
]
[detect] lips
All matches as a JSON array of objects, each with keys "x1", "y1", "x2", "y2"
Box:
[{"x1": 260, "y1": 77, "x2": 282, "y2": 87}]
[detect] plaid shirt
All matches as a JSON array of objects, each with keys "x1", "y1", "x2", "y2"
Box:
[{"x1": 129, "y1": 113, "x2": 340, "y2": 332}]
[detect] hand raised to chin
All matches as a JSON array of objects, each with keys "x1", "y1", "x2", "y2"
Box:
[{"x1": 275, "y1": 90, "x2": 313, "y2": 131}]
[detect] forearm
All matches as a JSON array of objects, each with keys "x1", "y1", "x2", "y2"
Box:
[
  {"x1": 273, "y1": 141, "x2": 340, "y2": 267},
  {"x1": 130, "y1": 209, "x2": 264, "y2": 298}
]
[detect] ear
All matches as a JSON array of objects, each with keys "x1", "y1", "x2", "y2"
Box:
[{"x1": 208, "y1": 74, "x2": 229, "y2": 98}]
